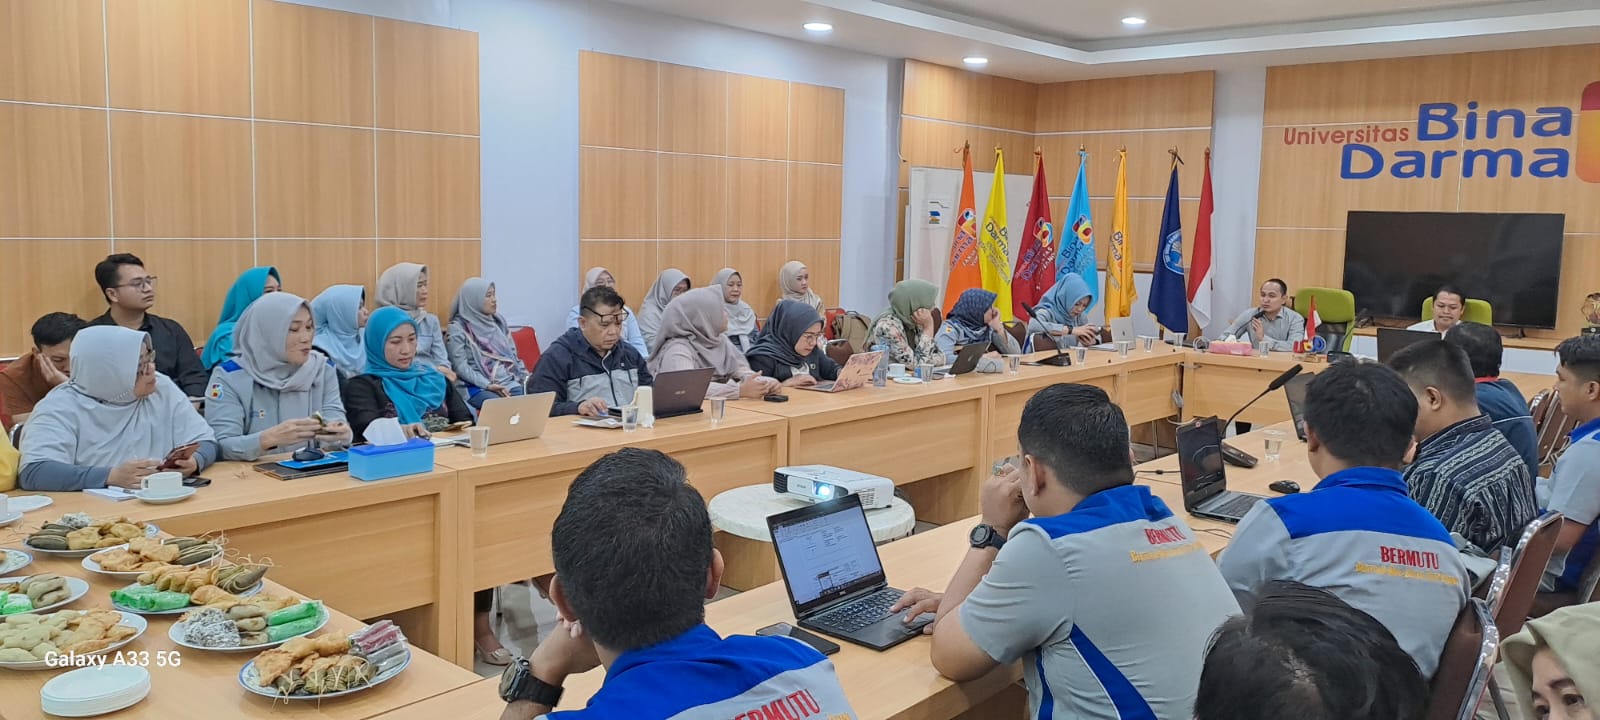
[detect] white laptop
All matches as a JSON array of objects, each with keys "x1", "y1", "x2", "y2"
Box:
[
  {"x1": 1091, "y1": 318, "x2": 1136, "y2": 350},
  {"x1": 474, "y1": 391, "x2": 556, "y2": 444},
  {"x1": 797, "y1": 351, "x2": 884, "y2": 393}
]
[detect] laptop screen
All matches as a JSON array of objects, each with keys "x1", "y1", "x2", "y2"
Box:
[
  {"x1": 1176, "y1": 417, "x2": 1227, "y2": 508},
  {"x1": 1283, "y1": 374, "x2": 1312, "y2": 441},
  {"x1": 768, "y1": 495, "x2": 886, "y2": 614},
  {"x1": 1377, "y1": 328, "x2": 1438, "y2": 363}
]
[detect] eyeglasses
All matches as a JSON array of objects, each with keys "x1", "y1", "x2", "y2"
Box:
[
  {"x1": 799, "y1": 331, "x2": 823, "y2": 342},
  {"x1": 582, "y1": 308, "x2": 630, "y2": 329},
  {"x1": 117, "y1": 277, "x2": 158, "y2": 290}
]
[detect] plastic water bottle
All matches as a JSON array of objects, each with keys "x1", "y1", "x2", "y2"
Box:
[
  {"x1": 871, "y1": 344, "x2": 889, "y2": 387},
  {"x1": 632, "y1": 386, "x2": 655, "y2": 428}
]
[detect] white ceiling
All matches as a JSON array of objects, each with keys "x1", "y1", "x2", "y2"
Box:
[{"x1": 611, "y1": 0, "x2": 1600, "y2": 81}]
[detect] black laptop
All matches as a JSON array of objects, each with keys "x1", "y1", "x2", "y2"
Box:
[
  {"x1": 935, "y1": 341, "x2": 991, "y2": 377},
  {"x1": 766, "y1": 494, "x2": 932, "y2": 650},
  {"x1": 608, "y1": 367, "x2": 715, "y2": 419},
  {"x1": 1283, "y1": 373, "x2": 1312, "y2": 442},
  {"x1": 1377, "y1": 328, "x2": 1439, "y2": 363},
  {"x1": 1175, "y1": 417, "x2": 1270, "y2": 523}
]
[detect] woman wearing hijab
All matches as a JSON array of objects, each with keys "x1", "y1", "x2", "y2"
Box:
[
  {"x1": 564, "y1": 267, "x2": 648, "y2": 358},
  {"x1": 446, "y1": 277, "x2": 529, "y2": 409},
  {"x1": 712, "y1": 268, "x2": 758, "y2": 350},
  {"x1": 377, "y1": 263, "x2": 454, "y2": 383},
  {"x1": 1504, "y1": 603, "x2": 1600, "y2": 720},
  {"x1": 745, "y1": 300, "x2": 839, "y2": 386},
  {"x1": 204, "y1": 292, "x2": 350, "y2": 462},
  {"x1": 868, "y1": 279, "x2": 945, "y2": 366},
  {"x1": 345, "y1": 307, "x2": 472, "y2": 442},
  {"x1": 19, "y1": 326, "x2": 217, "y2": 491},
  {"x1": 779, "y1": 260, "x2": 825, "y2": 315},
  {"x1": 200, "y1": 266, "x2": 281, "y2": 370},
  {"x1": 649, "y1": 287, "x2": 781, "y2": 400},
  {"x1": 638, "y1": 268, "x2": 691, "y2": 348},
  {"x1": 936, "y1": 288, "x2": 1022, "y2": 365},
  {"x1": 1027, "y1": 272, "x2": 1101, "y2": 347},
  {"x1": 311, "y1": 285, "x2": 367, "y2": 379}
]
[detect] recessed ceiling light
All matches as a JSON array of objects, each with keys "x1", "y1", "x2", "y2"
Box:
[
  {"x1": 803, "y1": 22, "x2": 833, "y2": 32},
  {"x1": 963, "y1": 56, "x2": 989, "y2": 66},
  {"x1": 1122, "y1": 16, "x2": 1146, "y2": 26}
]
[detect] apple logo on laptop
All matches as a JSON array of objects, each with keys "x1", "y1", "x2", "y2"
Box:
[{"x1": 508, "y1": 413, "x2": 520, "y2": 426}]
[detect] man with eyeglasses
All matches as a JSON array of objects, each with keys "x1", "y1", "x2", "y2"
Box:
[
  {"x1": 528, "y1": 285, "x2": 653, "y2": 417},
  {"x1": 87, "y1": 253, "x2": 210, "y2": 398}
]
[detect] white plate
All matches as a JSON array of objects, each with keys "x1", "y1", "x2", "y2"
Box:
[
  {"x1": 572, "y1": 418, "x2": 623, "y2": 429},
  {"x1": 40, "y1": 664, "x2": 150, "y2": 716},
  {"x1": 81, "y1": 543, "x2": 219, "y2": 579},
  {"x1": 0, "y1": 611, "x2": 148, "y2": 670},
  {"x1": 7, "y1": 496, "x2": 52, "y2": 513},
  {"x1": 25, "y1": 523, "x2": 161, "y2": 558},
  {"x1": 0, "y1": 576, "x2": 90, "y2": 615},
  {"x1": 133, "y1": 487, "x2": 196, "y2": 505},
  {"x1": 113, "y1": 580, "x2": 264, "y2": 616},
  {"x1": 170, "y1": 604, "x2": 327, "y2": 652},
  {"x1": 239, "y1": 644, "x2": 411, "y2": 700},
  {"x1": 0, "y1": 512, "x2": 22, "y2": 528},
  {"x1": 0, "y1": 549, "x2": 32, "y2": 576},
  {"x1": 891, "y1": 376, "x2": 924, "y2": 385}
]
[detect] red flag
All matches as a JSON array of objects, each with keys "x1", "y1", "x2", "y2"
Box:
[
  {"x1": 1306, "y1": 295, "x2": 1320, "y2": 341},
  {"x1": 1011, "y1": 151, "x2": 1055, "y2": 320},
  {"x1": 942, "y1": 144, "x2": 982, "y2": 312},
  {"x1": 1187, "y1": 149, "x2": 1215, "y2": 331}
]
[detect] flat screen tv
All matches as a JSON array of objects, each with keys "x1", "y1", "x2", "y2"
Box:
[{"x1": 1342, "y1": 211, "x2": 1564, "y2": 329}]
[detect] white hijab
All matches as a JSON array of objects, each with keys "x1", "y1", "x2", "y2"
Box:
[
  {"x1": 712, "y1": 268, "x2": 757, "y2": 339},
  {"x1": 234, "y1": 292, "x2": 328, "y2": 419},
  {"x1": 780, "y1": 260, "x2": 824, "y2": 314},
  {"x1": 377, "y1": 263, "x2": 428, "y2": 321},
  {"x1": 638, "y1": 268, "x2": 689, "y2": 345},
  {"x1": 22, "y1": 326, "x2": 213, "y2": 469}
]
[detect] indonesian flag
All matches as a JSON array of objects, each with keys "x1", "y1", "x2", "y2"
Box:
[
  {"x1": 1186, "y1": 149, "x2": 1215, "y2": 332},
  {"x1": 1306, "y1": 295, "x2": 1321, "y2": 341}
]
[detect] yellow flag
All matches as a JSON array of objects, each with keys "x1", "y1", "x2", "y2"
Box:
[
  {"x1": 978, "y1": 149, "x2": 1014, "y2": 321},
  {"x1": 1105, "y1": 149, "x2": 1137, "y2": 319}
]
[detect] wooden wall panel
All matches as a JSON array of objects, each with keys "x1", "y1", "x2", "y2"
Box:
[
  {"x1": 1257, "y1": 128, "x2": 1460, "y2": 229},
  {"x1": 726, "y1": 241, "x2": 790, "y2": 317},
  {"x1": 660, "y1": 65, "x2": 725, "y2": 156},
  {"x1": 1035, "y1": 72, "x2": 1214, "y2": 132},
  {"x1": 0, "y1": 239, "x2": 111, "y2": 350},
  {"x1": 1456, "y1": 133, "x2": 1600, "y2": 234},
  {"x1": 902, "y1": 60, "x2": 1036, "y2": 133},
  {"x1": 787, "y1": 240, "x2": 842, "y2": 310},
  {"x1": 252, "y1": 0, "x2": 374, "y2": 126},
  {"x1": 727, "y1": 160, "x2": 786, "y2": 240},
  {"x1": 1252, "y1": 230, "x2": 1345, "y2": 294},
  {"x1": 657, "y1": 241, "x2": 727, "y2": 290},
  {"x1": 378, "y1": 240, "x2": 480, "y2": 310},
  {"x1": 111, "y1": 113, "x2": 253, "y2": 238},
  {"x1": 659, "y1": 155, "x2": 726, "y2": 240},
  {"x1": 790, "y1": 84, "x2": 843, "y2": 165},
  {"x1": 579, "y1": 241, "x2": 659, "y2": 311},
  {"x1": 256, "y1": 124, "x2": 375, "y2": 238},
  {"x1": 0, "y1": 0, "x2": 105, "y2": 106},
  {"x1": 375, "y1": 18, "x2": 478, "y2": 135},
  {"x1": 1265, "y1": 56, "x2": 1474, "y2": 126},
  {"x1": 789, "y1": 164, "x2": 843, "y2": 240},
  {"x1": 258, "y1": 239, "x2": 378, "y2": 299},
  {"x1": 106, "y1": 0, "x2": 250, "y2": 116},
  {"x1": 377, "y1": 131, "x2": 481, "y2": 239},
  {"x1": 579, "y1": 148, "x2": 656, "y2": 240},
  {"x1": 728, "y1": 74, "x2": 787, "y2": 160},
  {"x1": 0, "y1": 104, "x2": 110, "y2": 238},
  {"x1": 577, "y1": 51, "x2": 657, "y2": 150},
  {"x1": 117, "y1": 239, "x2": 256, "y2": 339}
]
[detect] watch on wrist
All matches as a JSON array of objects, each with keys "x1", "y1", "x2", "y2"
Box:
[
  {"x1": 969, "y1": 523, "x2": 1005, "y2": 550},
  {"x1": 499, "y1": 656, "x2": 564, "y2": 706}
]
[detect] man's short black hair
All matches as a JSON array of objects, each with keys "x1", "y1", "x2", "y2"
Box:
[
  {"x1": 94, "y1": 253, "x2": 144, "y2": 296},
  {"x1": 1434, "y1": 284, "x2": 1466, "y2": 306},
  {"x1": 1263, "y1": 278, "x2": 1288, "y2": 296},
  {"x1": 1387, "y1": 340, "x2": 1476, "y2": 406},
  {"x1": 1444, "y1": 322, "x2": 1502, "y2": 378},
  {"x1": 1017, "y1": 383, "x2": 1133, "y2": 495},
  {"x1": 30, "y1": 313, "x2": 86, "y2": 348},
  {"x1": 580, "y1": 285, "x2": 625, "y2": 314},
  {"x1": 1557, "y1": 334, "x2": 1600, "y2": 384},
  {"x1": 551, "y1": 448, "x2": 710, "y2": 652},
  {"x1": 1304, "y1": 361, "x2": 1417, "y2": 468},
  {"x1": 1195, "y1": 581, "x2": 1427, "y2": 720}
]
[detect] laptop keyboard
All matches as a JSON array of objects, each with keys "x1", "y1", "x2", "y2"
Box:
[
  {"x1": 1210, "y1": 493, "x2": 1263, "y2": 518},
  {"x1": 813, "y1": 588, "x2": 901, "y2": 632}
]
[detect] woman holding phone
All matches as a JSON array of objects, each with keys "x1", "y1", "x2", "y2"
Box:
[
  {"x1": 18, "y1": 326, "x2": 217, "y2": 491},
  {"x1": 204, "y1": 292, "x2": 350, "y2": 461}
]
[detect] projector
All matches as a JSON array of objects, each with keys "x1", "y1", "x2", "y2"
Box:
[{"x1": 773, "y1": 465, "x2": 895, "y2": 510}]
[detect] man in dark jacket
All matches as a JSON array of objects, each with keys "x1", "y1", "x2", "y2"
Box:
[
  {"x1": 528, "y1": 286, "x2": 652, "y2": 417},
  {"x1": 1446, "y1": 322, "x2": 1541, "y2": 477}
]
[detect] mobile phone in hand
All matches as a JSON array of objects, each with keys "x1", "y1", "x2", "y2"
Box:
[
  {"x1": 755, "y1": 622, "x2": 840, "y2": 655},
  {"x1": 160, "y1": 442, "x2": 200, "y2": 470}
]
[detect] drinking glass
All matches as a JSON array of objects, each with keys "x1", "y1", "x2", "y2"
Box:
[
  {"x1": 1004, "y1": 355, "x2": 1021, "y2": 374},
  {"x1": 621, "y1": 405, "x2": 639, "y2": 432},
  {"x1": 709, "y1": 397, "x2": 726, "y2": 425},
  {"x1": 1264, "y1": 429, "x2": 1287, "y2": 462},
  {"x1": 469, "y1": 426, "x2": 491, "y2": 458}
]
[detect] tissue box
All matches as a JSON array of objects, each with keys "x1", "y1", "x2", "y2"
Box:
[
  {"x1": 349, "y1": 438, "x2": 435, "y2": 482},
  {"x1": 1208, "y1": 340, "x2": 1255, "y2": 356}
]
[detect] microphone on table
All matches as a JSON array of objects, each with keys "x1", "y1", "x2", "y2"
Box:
[{"x1": 1215, "y1": 364, "x2": 1304, "y2": 468}]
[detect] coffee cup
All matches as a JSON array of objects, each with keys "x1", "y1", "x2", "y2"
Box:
[
  {"x1": 887, "y1": 363, "x2": 908, "y2": 378},
  {"x1": 140, "y1": 471, "x2": 184, "y2": 497}
]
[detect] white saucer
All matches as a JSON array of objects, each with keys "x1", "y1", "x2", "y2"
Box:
[
  {"x1": 6, "y1": 495, "x2": 52, "y2": 513},
  {"x1": 891, "y1": 376, "x2": 924, "y2": 385},
  {"x1": 41, "y1": 664, "x2": 150, "y2": 716},
  {"x1": 133, "y1": 487, "x2": 196, "y2": 504},
  {"x1": 0, "y1": 511, "x2": 22, "y2": 527}
]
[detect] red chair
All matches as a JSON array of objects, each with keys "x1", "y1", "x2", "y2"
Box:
[
  {"x1": 823, "y1": 308, "x2": 845, "y2": 341},
  {"x1": 511, "y1": 327, "x2": 541, "y2": 370}
]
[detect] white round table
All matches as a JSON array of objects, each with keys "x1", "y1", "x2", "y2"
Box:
[{"x1": 708, "y1": 485, "x2": 917, "y2": 590}]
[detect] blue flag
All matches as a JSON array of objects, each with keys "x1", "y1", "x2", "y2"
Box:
[
  {"x1": 1054, "y1": 151, "x2": 1098, "y2": 313},
  {"x1": 1149, "y1": 163, "x2": 1187, "y2": 334}
]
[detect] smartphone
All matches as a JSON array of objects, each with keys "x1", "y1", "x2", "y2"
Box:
[
  {"x1": 182, "y1": 476, "x2": 212, "y2": 488},
  {"x1": 755, "y1": 622, "x2": 840, "y2": 656},
  {"x1": 159, "y1": 442, "x2": 201, "y2": 470}
]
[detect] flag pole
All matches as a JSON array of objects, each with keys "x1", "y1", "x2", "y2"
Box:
[{"x1": 1169, "y1": 147, "x2": 1184, "y2": 166}]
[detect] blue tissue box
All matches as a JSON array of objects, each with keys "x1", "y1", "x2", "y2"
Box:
[{"x1": 348, "y1": 438, "x2": 435, "y2": 481}]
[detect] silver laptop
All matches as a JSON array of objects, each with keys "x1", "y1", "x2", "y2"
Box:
[
  {"x1": 1091, "y1": 317, "x2": 1136, "y2": 350},
  {"x1": 1176, "y1": 417, "x2": 1269, "y2": 523},
  {"x1": 475, "y1": 392, "x2": 556, "y2": 444},
  {"x1": 798, "y1": 350, "x2": 884, "y2": 393}
]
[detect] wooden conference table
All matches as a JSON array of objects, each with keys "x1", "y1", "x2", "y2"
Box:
[{"x1": 369, "y1": 422, "x2": 1313, "y2": 720}]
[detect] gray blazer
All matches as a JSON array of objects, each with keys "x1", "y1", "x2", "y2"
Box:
[{"x1": 203, "y1": 361, "x2": 347, "y2": 461}]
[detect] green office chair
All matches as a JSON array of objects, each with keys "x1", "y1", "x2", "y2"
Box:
[
  {"x1": 1295, "y1": 287, "x2": 1356, "y2": 353},
  {"x1": 1421, "y1": 298, "x2": 1494, "y2": 326}
]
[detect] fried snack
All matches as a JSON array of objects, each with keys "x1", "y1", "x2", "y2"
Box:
[
  {"x1": 280, "y1": 636, "x2": 318, "y2": 661},
  {"x1": 89, "y1": 549, "x2": 144, "y2": 573},
  {"x1": 254, "y1": 648, "x2": 297, "y2": 686},
  {"x1": 128, "y1": 537, "x2": 181, "y2": 564},
  {"x1": 106, "y1": 522, "x2": 142, "y2": 540},
  {"x1": 0, "y1": 610, "x2": 136, "y2": 661},
  {"x1": 191, "y1": 586, "x2": 241, "y2": 607},
  {"x1": 311, "y1": 634, "x2": 350, "y2": 656},
  {"x1": 66, "y1": 527, "x2": 103, "y2": 551}
]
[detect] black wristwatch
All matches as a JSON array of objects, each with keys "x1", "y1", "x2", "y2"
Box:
[
  {"x1": 969, "y1": 523, "x2": 1006, "y2": 550},
  {"x1": 499, "y1": 656, "x2": 564, "y2": 706}
]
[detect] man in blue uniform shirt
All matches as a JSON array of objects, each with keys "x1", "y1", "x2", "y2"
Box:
[
  {"x1": 1218, "y1": 361, "x2": 1470, "y2": 679},
  {"x1": 1540, "y1": 334, "x2": 1600, "y2": 592},
  {"x1": 497, "y1": 448, "x2": 854, "y2": 720}
]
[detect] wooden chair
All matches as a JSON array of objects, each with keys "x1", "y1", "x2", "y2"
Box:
[
  {"x1": 1003, "y1": 320, "x2": 1027, "y2": 350},
  {"x1": 824, "y1": 339, "x2": 854, "y2": 367},
  {"x1": 1485, "y1": 512, "x2": 1563, "y2": 639},
  {"x1": 1529, "y1": 389, "x2": 1576, "y2": 475},
  {"x1": 1030, "y1": 332, "x2": 1058, "y2": 352},
  {"x1": 1426, "y1": 598, "x2": 1504, "y2": 720}
]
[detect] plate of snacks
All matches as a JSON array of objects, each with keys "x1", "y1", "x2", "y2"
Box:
[
  {"x1": 173, "y1": 600, "x2": 327, "y2": 653},
  {"x1": 82, "y1": 537, "x2": 220, "y2": 579},
  {"x1": 239, "y1": 621, "x2": 410, "y2": 699},
  {"x1": 0, "y1": 609, "x2": 148, "y2": 670},
  {"x1": 0, "y1": 575, "x2": 90, "y2": 615},
  {"x1": 0, "y1": 549, "x2": 32, "y2": 576},
  {"x1": 25, "y1": 515, "x2": 159, "y2": 558},
  {"x1": 111, "y1": 564, "x2": 271, "y2": 615}
]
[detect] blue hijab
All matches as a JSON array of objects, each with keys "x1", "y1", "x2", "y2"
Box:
[
  {"x1": 312, "y1": 285, "x2": 366, "y2": 376},
  {"x1": 363, "y1": 307, "x2": 446, "y2": 424},
  {"x1": 201, "y1": 266, "x2": 281, "y2": 369},
  {"x1": 947, "y1": 288, "x2": 997, "y2": 344},
  {"x1": 1037, "y1": 273, "x2": 1094, "y2": 325}
]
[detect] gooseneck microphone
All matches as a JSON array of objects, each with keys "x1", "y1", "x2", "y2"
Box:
[{"x1": 1216, "y1": 364, "x2": 1305, "y2": 468}]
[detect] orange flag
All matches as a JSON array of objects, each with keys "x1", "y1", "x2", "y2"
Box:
[{"x1": 943, "y1": 143, "x2": 981, "y2": 312}]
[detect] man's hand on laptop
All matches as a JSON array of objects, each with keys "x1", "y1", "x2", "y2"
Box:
[
  {"x1": 890, "y1": 588, "x2": 941, "y2": 634},
  {"x1": 577, "y1": 397, "x2": 608, "y2": 418}
]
